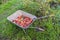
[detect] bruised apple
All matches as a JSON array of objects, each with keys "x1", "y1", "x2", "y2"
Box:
[{"x1": 13, "y1": 15, "x2": 33, "y2": 28}]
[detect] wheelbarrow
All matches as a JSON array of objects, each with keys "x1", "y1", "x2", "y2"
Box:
[{"x1": 7, "y1": 10, "x2": 54, "y2": 34}]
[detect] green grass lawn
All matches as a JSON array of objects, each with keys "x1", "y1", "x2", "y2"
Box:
[{"x1": 0, "y1": 0, "x2": 60, "y2": 40}]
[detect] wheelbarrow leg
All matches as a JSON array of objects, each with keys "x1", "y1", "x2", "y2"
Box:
[
  {"x1": 22, "y1": 29, "x2": 31, "y2": 39},
  {"x1": 22, "y1": 29, "x2": 27, "y2": 35}
]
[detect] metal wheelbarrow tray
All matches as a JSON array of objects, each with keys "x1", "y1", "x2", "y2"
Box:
[{"x1": 7, "y1": 10, "x2": 37, "y2": 29}]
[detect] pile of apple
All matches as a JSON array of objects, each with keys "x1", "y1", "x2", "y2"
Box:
[{"x1": 13, "y1": 15, "x2": 33, "y2": 28}]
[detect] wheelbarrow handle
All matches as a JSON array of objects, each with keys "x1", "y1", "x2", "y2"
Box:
[
  {"x1": 28, "y1": 27, "x2": 45, "y2": 31},
  {"x1": 37, "y1": 14, "x2": 55, "y2": 19}
]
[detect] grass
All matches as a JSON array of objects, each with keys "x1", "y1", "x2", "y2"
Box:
[{"x1": 0, "y1": 0, "x2": 60, "y2": 40}]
